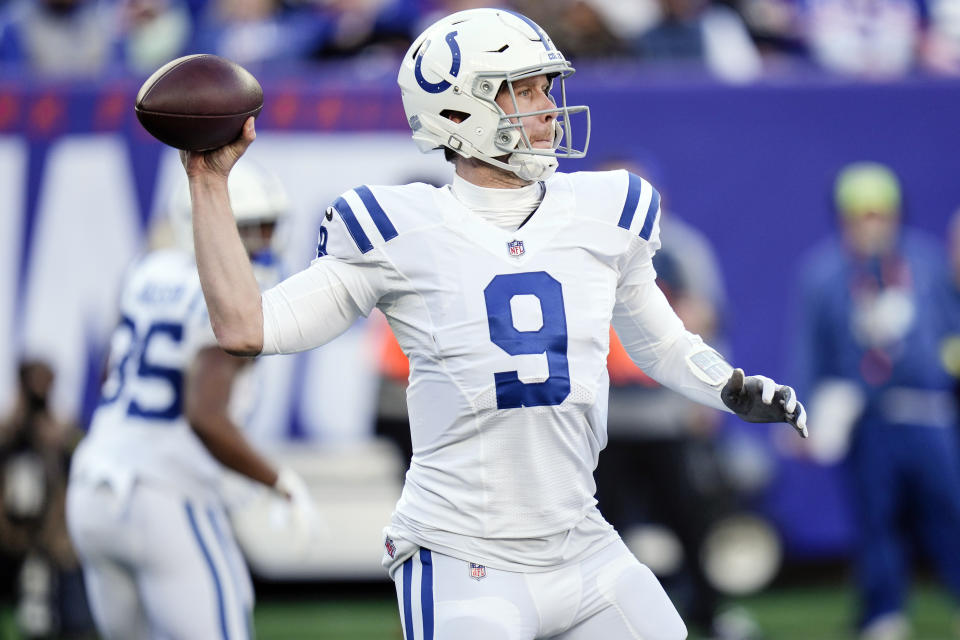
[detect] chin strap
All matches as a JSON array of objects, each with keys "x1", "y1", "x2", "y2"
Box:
[
  {"x1": 467, "y1": 143, "x2": 559, "y2": 183},
  {"x1": 510, "y1": 153, "x2": 558, "y2": 182},
  {"x1": 510, "y1": 119, "x2": 564, "y2": 181}
]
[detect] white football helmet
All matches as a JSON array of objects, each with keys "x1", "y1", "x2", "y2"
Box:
[
  {"x1": 398, "y1": 8, "x2": 590, "y2": 182},
  {"x1": 168, "y1": 159, "x2": 290, "y2": 259}
]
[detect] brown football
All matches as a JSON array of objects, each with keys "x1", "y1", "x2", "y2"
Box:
[{"x1": 135, "y1": 54, "x2": 263, "y2": 151}]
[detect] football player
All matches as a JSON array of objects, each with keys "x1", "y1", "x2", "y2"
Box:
[
  {"x1": 181, "y1": 9, "x2": 807, "y2": 640},
  {"x1": 65, "y1": 161, "x2": 315, "y2": 640}
]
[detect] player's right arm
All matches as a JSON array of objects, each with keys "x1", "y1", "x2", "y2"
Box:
[
  {"x1": 181, "y1": 117, "x2": 263, "y2": 356},
  {"x1": 182, "y1": 117, "x2": 381, "y2": 357}
]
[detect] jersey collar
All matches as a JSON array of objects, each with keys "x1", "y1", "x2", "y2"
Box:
[{"x1": 435, "y1": 173, "x2": 574, "y2": 265}]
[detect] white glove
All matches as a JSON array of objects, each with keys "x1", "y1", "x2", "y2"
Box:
[
  {"x1": 721, "y1": 368, "x2": 808, "y2": 438},
  {"x1": 271, "y1": 467, "x2": 324, "y2": 549}
]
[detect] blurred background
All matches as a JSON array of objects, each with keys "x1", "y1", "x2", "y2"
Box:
[{"x1": 1, "y1": 0, "x2": 960, "y2": 638}]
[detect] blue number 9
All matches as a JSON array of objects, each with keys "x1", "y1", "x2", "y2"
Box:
[{"x1": 483, "y1": 272, "x2": 570, "y2": 409}]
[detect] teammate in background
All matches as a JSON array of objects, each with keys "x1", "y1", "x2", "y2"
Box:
[
  {"x1": 65, "y1": 161, "x2": 315, "y2": 640},
  {"x1": 182, "y1": 9, "x2": 807, "y2": 639},
  {"x1": 794, "y1": 163, "x2": 960, "y2": 640}
]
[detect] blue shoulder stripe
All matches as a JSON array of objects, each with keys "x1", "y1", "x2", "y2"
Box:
[
  {"x1": 355, "y1": 186, "x2": 398, "y2": 242},
  {"x1": 332, "y1": 196, "x2": 373, "y2": 254},
  {"x1": 639, "y1": 187, "x2": 661, "y2": 241},
  {"x1": 617, "y1": 173, "x2": 644, "y2": 230}
]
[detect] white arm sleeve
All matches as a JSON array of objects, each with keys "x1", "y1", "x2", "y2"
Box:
[
  {"x1": 260, "y1": 258, "x2": 375, "y2": 355},
  {"x1": 612, "y1": 278, "x2": 733, "y2": 413}
]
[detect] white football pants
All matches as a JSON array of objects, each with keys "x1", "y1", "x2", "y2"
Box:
[
  {"x1": 393, "y1": 539, "x2": 687, "y2": 640},
  {"x1": 66, "y1": 478, "x2": 253, "y2": 640}
]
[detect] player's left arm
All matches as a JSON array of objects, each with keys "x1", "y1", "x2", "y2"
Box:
[
  {"x1": 612, "y1": 280, "x2": 807, "y2": 437},
  {"x1": 610, "y1": 177, "x2": 807, "y2": 440}
]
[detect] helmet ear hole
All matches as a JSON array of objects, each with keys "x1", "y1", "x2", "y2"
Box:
[
  {"x1": 440, "y1": 109, "x2": 471, "y2": 124},
  {"x1": 410, "y1": 40, "x2": 426, "y2": 61}
]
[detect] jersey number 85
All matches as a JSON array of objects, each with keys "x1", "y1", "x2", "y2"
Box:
[{"x1": 99, "y1": 316, "x2": 184, "y2": 421}]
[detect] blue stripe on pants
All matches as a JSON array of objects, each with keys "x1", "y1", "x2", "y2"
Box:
[
  {"x1": 206, "y1": 507, "x2": 251, "y2": 639},
  {"x1": 185, "y1": 502, "x2": 229, "y2": 640},
  {"x1": 420, "y1": 549, "x2": 434, "y2": 640},
  {"x1": 402, "y1": 556, "x2": 414, "y2": 640}
]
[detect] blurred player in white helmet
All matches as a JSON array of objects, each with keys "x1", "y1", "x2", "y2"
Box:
[
  {"x1": 65, "y1": 159, "x2": 315, "y2": 640},
  {"x1": 180, "y1": 8, "x2": 807, "y2": 639}
]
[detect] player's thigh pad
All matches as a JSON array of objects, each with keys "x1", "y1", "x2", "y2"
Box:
[
  {"x1": 130, "y1": 483, "x2": 253, "y2": 640},
  {"x1": 393, "y1": 548, "x2": 539, "y2": 640},
  {"x1": 66, "y1": 481, "x2": 149, "y2": 640},
  {"x1": 560, "y1": 540, "x2": 687, "y2": 640}
]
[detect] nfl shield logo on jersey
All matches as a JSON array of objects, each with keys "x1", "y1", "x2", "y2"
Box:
[
  {"x1": 384, "y1": 537, "x2": 397, "y2": 559},
  {"x1": 469, "y1": 562, "x2": 486, "y2": 581},
  {"x1": 507, "y1": 239, "x2": 525, "y2": 257}
]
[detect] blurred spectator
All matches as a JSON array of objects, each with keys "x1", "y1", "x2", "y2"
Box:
[
  {"x1": 0, "y1": 361, "x2": 92, "y2": 639},
  {"x1": 579, "y1": 0, "x2": 665, "y2": 45},
  {"x1": 113, "y1": 0, "x2": 193, "y2": 76},
  {"x1": 0, "y1": 0, "x2": 115, "y2": 76},
  {"x1": 736, "y1": 0, "x2": 808, "y2": 61},
  {"x1": 794, "y1": 162, "x2": 960, "y2": 640},
  {"x1": 193, "y1": 0, "x2": 323, "y2": 66},
  {"x1": 805, "y1": 0, "x2": 923, "y2": 77},
  {"x1": 593, "y1": 162, "x2": 753, "y2": 639},
  {"x1": 923, "y1": 0, "x2": 960, "y2": 74},
  {"x1": 512, "y1": 0, "x2": 630, "y2": 59},
  {"x1": 308, "y1": 0, "x2": 422, "y2": 60},
  {"x1": 802, "y1": 0, "x2": 960, "y2": 78},
  {"x1": 631, "y1": 0, "x2": 764, "y2": 82},
  {"x1": 738, "y1": 0, "x2": 960, "y2": 75},
  {"x1": 193, "y1": 0, "x2": 423, "y2": 67}
]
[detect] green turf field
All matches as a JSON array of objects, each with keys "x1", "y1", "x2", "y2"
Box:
[
  {"x1": 3, "y1": 583, "x2": 957, "y2": 639},
  {"x1": 248, "y1": 585, "x2": 958, "y2": 640}
]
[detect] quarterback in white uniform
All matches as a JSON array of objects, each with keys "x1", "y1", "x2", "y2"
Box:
[
  {"x1": 66, "y1": 163, "x2": 314, "y2": 640},
  {"x1": 181, "y1": 9, "x2": 807, "y2": 640}
]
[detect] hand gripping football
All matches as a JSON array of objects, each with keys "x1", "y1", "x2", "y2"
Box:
[{"x1": 135, "y1": 54, "x2": 263, "y2": 151}]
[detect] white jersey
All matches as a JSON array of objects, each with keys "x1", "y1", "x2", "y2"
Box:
[
  {"x1": 71, "y1": 249, "x2": 222, "y2": 499},
  {"x1": 260, "y1": 169, "x2": 730, "y2": 571}
]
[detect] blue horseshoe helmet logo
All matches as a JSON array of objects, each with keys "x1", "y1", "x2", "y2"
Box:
[{"x1": 415, "y1": 31, "x2": 461, "y2": 94}]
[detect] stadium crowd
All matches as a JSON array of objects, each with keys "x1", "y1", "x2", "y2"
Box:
[{"x1": 0, "y1": 0, "x2": 959, "y2": 80}]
